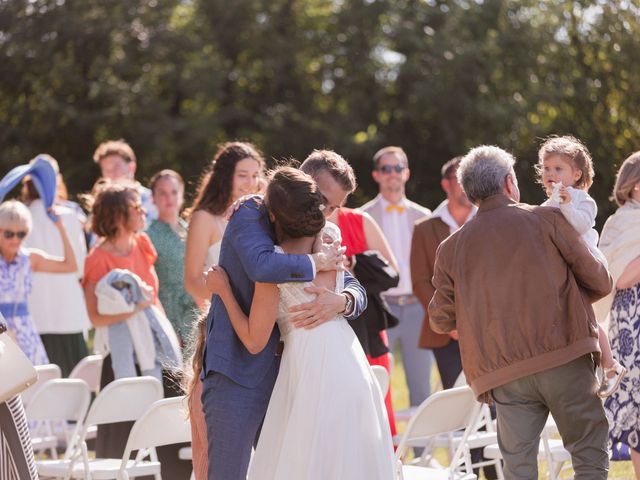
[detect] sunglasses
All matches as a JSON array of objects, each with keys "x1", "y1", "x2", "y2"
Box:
[
  {"x1": 2, "y1": 230, "x2": 28, "y2": 240},
  {"x1": 378, "y1": 164, "x2": 406, "y2": 174}
]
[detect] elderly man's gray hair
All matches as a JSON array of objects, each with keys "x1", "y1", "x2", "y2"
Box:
[{"x1": 457, "y1": 145, "x2": 516, "y2": 204}]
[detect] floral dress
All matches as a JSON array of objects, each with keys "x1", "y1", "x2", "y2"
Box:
[
  {"x1": 0, "y1": 249, "x2": 49, "y2": 365},
  {"x1": 146, "y1": 219, "x2": 198, "y2": 343},
  {"x1": 604, "y1": 284, "x2": 640, "y2": 453}
]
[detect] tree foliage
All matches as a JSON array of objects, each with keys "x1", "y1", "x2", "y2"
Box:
[{"x1": 1, "y1": 0, "x2": 639, "y2": 223}]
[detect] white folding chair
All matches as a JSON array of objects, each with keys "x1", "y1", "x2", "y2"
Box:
[
  {"x1": 425, "y1": 371, "x2": 504, "y2": 479},
  {"x1": 69, "y1": 355, "x2": 104, "y2": 393},
  {"x1": 371, "y1": 365, "x2": 390, "y2": 396},
  {"x1": 68, "y1": 354, "x2": 104, "y2": 443},
  {"x1": 395, "y1": 386, "x2": 480, "y2": 480},
  {"x1": 25, "y1": 379, "x2": 91, "y2": 460},
  {"x1": 114, "y1": 396, "x2": 192, "y2": 479},
  {"x1": 36, "y1": 376, "x2": 164, "y2": 479},
  {"x1": 21, "y1": 363, "x2": 62, "y2": 407}
]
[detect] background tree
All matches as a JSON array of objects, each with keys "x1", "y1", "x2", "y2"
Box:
[{"x1": 1, "y1": 0, "x2": 639, "y2": 224}]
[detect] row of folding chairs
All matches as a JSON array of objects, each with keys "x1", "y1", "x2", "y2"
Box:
[
  {"x1": 22, "y1": 356, "x2": 104, "y2": 458},
  {"x1": 25, "y1": 375, "x2": 192, "y2": 479},
  {"x1": 379, "y1": 367, "x2": 573, "y2": 480}
]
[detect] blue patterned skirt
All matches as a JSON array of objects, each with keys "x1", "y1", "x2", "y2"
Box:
[{"x1": 604, "y1": 284, "x2": 640, "y2": 453}]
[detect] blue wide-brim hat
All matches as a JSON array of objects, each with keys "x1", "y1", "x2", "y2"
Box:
[{"x1": 0, "y1": 155, "x2": 58, "y2": 221}]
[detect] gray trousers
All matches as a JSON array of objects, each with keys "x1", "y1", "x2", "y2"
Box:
[
  {"x1": 491, "y1": 354, "x2": 609, "y2": 480},
  {"x1": 388, "y1": 301, "x2": 433, "y2": 406}
]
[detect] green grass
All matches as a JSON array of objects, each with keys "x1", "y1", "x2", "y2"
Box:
[{"x1": 390, "y1": 348, "x2": 636, "y2": 479}]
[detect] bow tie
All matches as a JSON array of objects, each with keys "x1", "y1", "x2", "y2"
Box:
[{"x1": 385, "y1": 204, "x2": 405, "y2": 214}]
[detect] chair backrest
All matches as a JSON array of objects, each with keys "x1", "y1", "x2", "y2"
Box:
[
  {"x1": 21, "y1": 363, "x2": 62, "y2": 406},
  {"x1": 371, "y1": 365, "x2": 390, "y2": 396},
  {"x1": 25, "y1": 379, "x2": 91, "y2": 423},
  {"x1": 396, "y1": 386, "x2": 480, "y2": 460},
  {"x1": 83, "y1": 376, "x2": 163, "y2": 430},
  {"x1": 121, "y1": 396, "x2": 191, "y2": 461},
  {"x1": 25, "y1": 378, "x2": 92, "y2": 459},
  {"x1": 68, "y1": 355, "x2": 103, "y2": 392}
]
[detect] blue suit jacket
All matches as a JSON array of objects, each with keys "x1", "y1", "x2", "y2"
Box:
[{"x1": 202, "y1": 197, "x2": 367, "y2": 388}]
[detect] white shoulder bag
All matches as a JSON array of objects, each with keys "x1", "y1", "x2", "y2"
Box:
[{"x1": 0, "y1": 328, "x2": 38, "y2": 403}]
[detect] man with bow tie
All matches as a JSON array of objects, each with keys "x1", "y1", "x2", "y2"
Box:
[{"x1": 361, "y1": 146, "x2": 433, "y2": 409}]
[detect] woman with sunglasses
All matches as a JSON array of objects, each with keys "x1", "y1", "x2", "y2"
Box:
[{"x1": 0, "y1": 199, "x2": 77, "y2": 364}]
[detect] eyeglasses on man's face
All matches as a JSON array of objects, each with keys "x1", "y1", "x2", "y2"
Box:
[
  {"x1": 2, "y1": 229, "x2": 28, "y2": 240},
  {"x1": 378, "y1": 164, "x2": 406, "y2": 174}
]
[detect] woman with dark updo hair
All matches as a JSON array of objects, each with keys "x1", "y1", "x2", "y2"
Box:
[
  {"x1": 184, "y1": 142, "x2": 265, "y2": 305},
  {"x1": 204, "y1": 166, "x2": 395, "y2": 480}
]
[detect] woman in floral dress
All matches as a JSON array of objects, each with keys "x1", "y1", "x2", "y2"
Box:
[
  {"x1": 597, "y1": 152, "x2": 640, "y2": 477},
  {"x1": 146, "y1": 170, "x2": 198, "y2": 345},
  {"x1": 0, "y1": 200, "x2": 77, "y2": 365}
]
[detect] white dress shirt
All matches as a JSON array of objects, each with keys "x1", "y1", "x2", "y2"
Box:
[{"x1": 379, "y1": 197, "x2": 414, "y2": 296}]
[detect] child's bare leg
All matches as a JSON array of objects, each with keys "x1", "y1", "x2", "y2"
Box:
[
  {"x1": 597, "y1": 324, "x2": 614, "y2": 371},
  {"x1": 596, "y1": 323, "x2": 626, "y2": 398}
]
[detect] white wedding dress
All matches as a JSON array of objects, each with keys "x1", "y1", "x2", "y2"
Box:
[{"x1": 247, "y1": 226, "x2": 396, "y2": 480}]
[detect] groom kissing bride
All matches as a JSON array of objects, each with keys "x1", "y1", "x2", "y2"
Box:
[{"x1": 201, "y1": 150, "x2": 396, "y2": 480}]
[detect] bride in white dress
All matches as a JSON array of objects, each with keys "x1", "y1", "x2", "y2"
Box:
[{"x1": 206, "y1": 167, "x2": 396, "y2": 480}]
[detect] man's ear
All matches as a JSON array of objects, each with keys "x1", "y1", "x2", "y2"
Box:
[
  {"x1": 371, "y1": 170, "x2": 381, "y2": 185},
  {"x1": 504, "y1": 174, "x2": 520, "y2": 202},
  {"x1": 441, "y1": 178, "x2": 450, "y2": 195}
]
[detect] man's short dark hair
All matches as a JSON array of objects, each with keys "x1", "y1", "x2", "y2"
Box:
[
  {"x1": 300, "y1": 150, "x2": 357, "y2": 193},
  {"x1": 441, "y1": 156, "x2": 464, "y2": 179}
]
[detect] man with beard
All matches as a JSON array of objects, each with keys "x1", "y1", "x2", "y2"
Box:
[{"x1": 410, "y1": 156, "x2": 476, "y2": 389}]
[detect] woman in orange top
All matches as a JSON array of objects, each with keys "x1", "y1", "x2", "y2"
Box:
[{"x1": 82, "y1": 181, "x2": 191, "y2": 479}]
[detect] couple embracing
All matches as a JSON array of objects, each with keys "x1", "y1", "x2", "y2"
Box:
[{"x1": 201, "y1": 150, "x2": 396, "y2": 480}]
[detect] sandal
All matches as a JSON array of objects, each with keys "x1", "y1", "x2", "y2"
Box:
[{"x1": 597, "y1": 360, "x2": 627, "y2": 398}]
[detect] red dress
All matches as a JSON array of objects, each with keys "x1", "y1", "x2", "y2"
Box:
[{"x1": 336, "y1": 208, "x2": 397, "y2": 436}]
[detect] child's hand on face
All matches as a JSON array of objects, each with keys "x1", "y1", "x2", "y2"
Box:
[
  {"x1": 206, "y1": 265, "x2": 230, "y2": 294},
  {"x1": 558, "y1": 185, "x2": 572, "y2": 204}
]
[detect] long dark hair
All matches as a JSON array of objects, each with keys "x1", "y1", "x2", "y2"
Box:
[{"x1": 189, "y1": 142, "x2": 264, "y2": 217}]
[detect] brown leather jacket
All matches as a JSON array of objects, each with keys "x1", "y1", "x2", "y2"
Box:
[
  {"x1": 410, "y1": 216, "x2": 451, "y2": 348},
  {"x1": 428, "y1": 194, "x2": 612, "y2": 400}
]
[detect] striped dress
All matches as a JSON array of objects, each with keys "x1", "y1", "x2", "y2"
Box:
[{"x1": 0, "y1": 395, "x2": 38, "y2": 479}]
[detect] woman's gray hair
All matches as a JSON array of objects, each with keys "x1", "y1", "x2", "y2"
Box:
[
  {"x1": 457, "y1": 145, "x2": 516, "y2": 204},
  {"x1": 0, "y1": 200, "x2": 32, "y2": 233}
]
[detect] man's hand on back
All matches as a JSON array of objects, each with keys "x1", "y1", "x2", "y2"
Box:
[{"x1": 289, "y1": 286, "x2": 348, "y2": 329}]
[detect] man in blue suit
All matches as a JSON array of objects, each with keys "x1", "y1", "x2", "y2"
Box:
[{"x1": 202, "y1": 150, "x2": 367, "y2": 479}]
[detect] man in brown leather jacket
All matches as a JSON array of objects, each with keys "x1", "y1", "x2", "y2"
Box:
[{"x1": 429, "y1": 145, "x2": 612, "y2": 479}]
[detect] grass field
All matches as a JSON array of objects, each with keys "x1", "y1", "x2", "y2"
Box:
[{"x1": 390, "y1": 348, "x2": 636, "y2": 479}]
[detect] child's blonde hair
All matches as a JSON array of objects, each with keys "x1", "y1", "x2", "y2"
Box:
[
  {"x1": 536, "y1": 135, "x2": 595, "y2": 190},
  {"x1": 0, "y1": 200, "x2": 32, "y2": 233},
  {"x1": 612, "y1": 151, "x2": 640, "y2": 206}
]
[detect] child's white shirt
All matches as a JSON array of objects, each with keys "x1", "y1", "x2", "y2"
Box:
[{"x1": 542, "y1": 186, "x2": 607, "y2": 266}]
